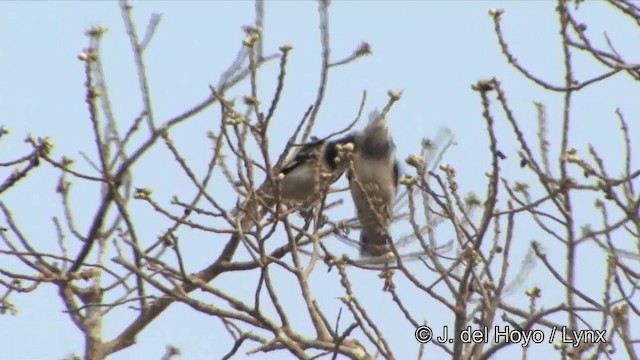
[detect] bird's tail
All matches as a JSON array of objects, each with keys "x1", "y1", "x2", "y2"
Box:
[{"x1": 359, "y1": 228, "x2": 393, "y2": 257}]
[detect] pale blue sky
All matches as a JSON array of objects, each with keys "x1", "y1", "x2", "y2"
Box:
[{"x1": 1, "y1": 1, "x2": 639, "y2": 359}]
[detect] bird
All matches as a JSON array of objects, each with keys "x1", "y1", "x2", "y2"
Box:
[
  {"x1": 237, "y1": 135, "x2": 349, "y2": 231},
  {"x1": 346, "y1": 109, "x2": 399, "y2": 257},
  {"x1": 267, "y1": 136, "x2": 349, "y2": 207}
]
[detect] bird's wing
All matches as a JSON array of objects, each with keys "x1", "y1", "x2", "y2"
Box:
[
  {"x1": 392, "y1": 158, "x2": 400, "y2": 191},
  {"x1": 280, "y1": 138, "x2": 324, "y2": 175}
]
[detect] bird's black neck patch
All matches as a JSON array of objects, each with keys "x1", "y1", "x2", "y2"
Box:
[{"x1": 325, "y1": 135, "x2": 355, "y2": 170}]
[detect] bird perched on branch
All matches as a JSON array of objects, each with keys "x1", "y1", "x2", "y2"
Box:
[
  {"x1": 258, "y1": 135, "x2": 361, "y2": 213},
  {"x1": 345, "y1": 109, "x2": 399, "y2": 257},
  {"x1": 237, "y1": 135, "x2": 350, "y2": 230},
  {"x1": 274, "y1": 136, "x2": 346, "y2": 206}
]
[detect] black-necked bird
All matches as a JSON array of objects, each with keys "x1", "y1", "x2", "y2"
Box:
[
  {"x1": 346, "y1": 109, "x2": 399, "y2": 257},
  {"x1": 271, "y1": 136, "x2": 347, "y2": 206},
  {"x1": 238, "y1": 136, "x2": 349, "y2": 231}
]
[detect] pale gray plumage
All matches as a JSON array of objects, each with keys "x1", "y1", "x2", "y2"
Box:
[{"x1": 347, "y1": 109, "x2": 399, "y2": 257}]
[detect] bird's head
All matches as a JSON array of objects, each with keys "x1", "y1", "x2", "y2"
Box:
[{"x1": 360, "y1": 109, "x2": 394, "y2": 157}]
